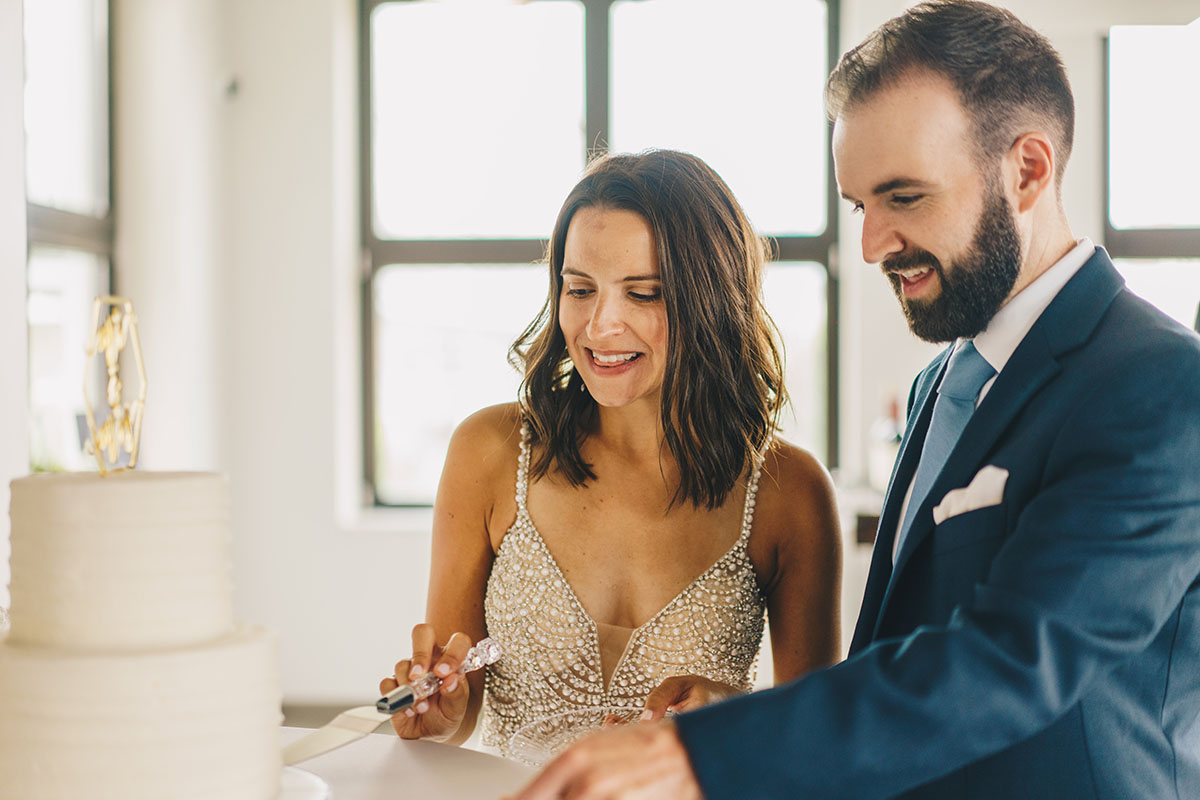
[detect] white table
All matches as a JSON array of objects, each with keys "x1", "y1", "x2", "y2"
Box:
[{"x1": 281, "y1": 726, "x2": 535, "y2": 799}]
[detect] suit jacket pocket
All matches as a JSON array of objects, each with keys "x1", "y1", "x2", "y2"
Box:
[{"x1": 930, "y1": 503, "x2": 1006, "y2": 556}]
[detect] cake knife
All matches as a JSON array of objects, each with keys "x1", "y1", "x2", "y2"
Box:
[{"x1": 282, "y1": 637, "x2": 501, "y2": 766}]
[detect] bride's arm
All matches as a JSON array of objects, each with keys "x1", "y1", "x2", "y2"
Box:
[
  {"x1": 756, "y1": 441, "x2": 843, "y2": 684},
  {"x1": 380, "y1": 403, "x2": 521, "y2": 745}
]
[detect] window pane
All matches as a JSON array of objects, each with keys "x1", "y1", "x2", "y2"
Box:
[
  {"x1": 371, "y1": 3, "x2": 586, "y2": 239},
  {"x1": 763, "y1": 262, "x2": 827, "y2": 462},
  {"x1": 24, "y1": 0, "x2": 109, "y2": 216},
  {"x1": 610, "y1": 0, "x2": 828, "y2": 236},
  {"x1": 1114, "y1": 259, "x2": 1200, "y2": 331},
  {"x1": 27, "y1": 247, "x2": 109, "y2": 472},
  {"x1": 373, "y1": 264, "x2": 549, "y2": 504},
  {"x1": 1108, "y1": 20, "x2": 1200, "y2": 229}
]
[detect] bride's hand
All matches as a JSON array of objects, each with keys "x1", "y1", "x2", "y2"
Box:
[
  {"x1": 641, "y1": 674, "x2": 744, "y2": 721},
  {"x1": 379, "y1": 624, "x2": 474, "y2": 741}
]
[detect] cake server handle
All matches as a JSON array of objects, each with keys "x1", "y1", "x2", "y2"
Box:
[
  {"x1": 281, "y1": 637, "x2": 503, "y2": 766},
  {"x1": 376, "y1": 636, "x2": 503, "y2": 714}
]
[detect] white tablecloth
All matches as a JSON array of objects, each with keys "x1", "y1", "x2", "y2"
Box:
[{"x1": 281, "y1": 726, "x2": 535, "y2": 799}]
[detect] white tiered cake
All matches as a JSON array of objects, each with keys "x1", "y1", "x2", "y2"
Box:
[{"x1": 0, "y1": 471, "x2": 282, "y2": 799}]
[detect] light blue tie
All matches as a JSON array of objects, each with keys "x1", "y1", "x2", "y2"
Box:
[{"x1": 895, "y1": 341, "x2": 996, "y2": 558}]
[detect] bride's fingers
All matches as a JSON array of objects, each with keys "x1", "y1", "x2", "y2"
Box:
[
  {"x1": 390, "y1": 658, "x2": 413, "y2": 685},
  {"x1": 409, "y1": 623, "x2": 438, "y2": 680},
  {"x1": 432, "y1": 631, "x2": 474, "y2": 692}
]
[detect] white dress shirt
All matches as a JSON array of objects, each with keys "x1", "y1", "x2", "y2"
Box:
[{"x1": 891, "y1": 238, "x2": 1097, "y2": 562}]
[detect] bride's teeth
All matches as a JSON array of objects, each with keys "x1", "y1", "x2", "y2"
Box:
[{"x1": 593, "y1": 352, "x2": 638, "y2": 364}]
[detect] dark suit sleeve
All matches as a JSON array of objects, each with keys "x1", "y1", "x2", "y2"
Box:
[{"x1": 675, "y1": 342, "x2": 1200, "y2": 800}]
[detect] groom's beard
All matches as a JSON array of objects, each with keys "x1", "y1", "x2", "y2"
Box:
[{"x1": 884, "y1": 183, "x2": 1023, "y2": 344}]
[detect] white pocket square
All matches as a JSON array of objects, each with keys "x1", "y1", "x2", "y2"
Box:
[{"x1": 932, "y1": 465, "x2": 1009, "y2": 525}]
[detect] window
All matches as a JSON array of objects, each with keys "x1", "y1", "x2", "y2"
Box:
[
  {"x1": 1105, "y1": 18, "x2": 1200, "y2": 330},
  {"x1": 24, "y1": 0, "x2": 113, "y2": 472},
  {"x1": 362, "y1": 0, "x2": 838, "y2": 506}
]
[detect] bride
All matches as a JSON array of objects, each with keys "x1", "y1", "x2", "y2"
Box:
[{"x1": 380, "y1": 149, "x2": 842, "y2": 749}]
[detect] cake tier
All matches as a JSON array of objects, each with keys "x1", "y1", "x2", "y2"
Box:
[
  {"x1": 7, "y1": 471, "x2": 233, "y2": 649},
  {"x1": 0, "y1": 624, "x2": 282, "y2": 800}
]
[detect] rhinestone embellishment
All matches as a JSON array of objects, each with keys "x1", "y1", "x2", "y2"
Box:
[{"x1": 482, "y1": 427, "x2": 767, "y2": 747}]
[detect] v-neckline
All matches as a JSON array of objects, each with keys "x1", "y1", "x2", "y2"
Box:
[{"x1": 510, "y1": 500, "x2": 752, "y2": 692}]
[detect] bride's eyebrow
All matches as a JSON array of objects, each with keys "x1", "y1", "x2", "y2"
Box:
[{"x1": 560, "y1": 267, "x2": 660, "y2": 282}]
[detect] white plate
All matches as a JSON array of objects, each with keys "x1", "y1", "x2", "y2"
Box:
[{"x1": 281, "y1": 765, "x2": 333, "y2": 799}]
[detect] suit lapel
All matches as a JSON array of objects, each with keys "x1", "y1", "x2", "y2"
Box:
[
  {"x1": 864, "y1": 249, "x2": 1127, "y2": 644},
  {"x1": 849, "y1": 351, "x2": 949, "y2": 655},
  {"x1": 887, "y1": 337, "x2": 1059, "y2": 583}
]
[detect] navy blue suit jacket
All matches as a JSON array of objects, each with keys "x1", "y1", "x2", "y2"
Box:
[{"x1": 676, "y1": 249, "x2": 1200, "y2": 798}]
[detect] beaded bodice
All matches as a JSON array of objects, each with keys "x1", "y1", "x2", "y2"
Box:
[{"x1": 482, "y1": 427, "x2": 767, "y2": 747}]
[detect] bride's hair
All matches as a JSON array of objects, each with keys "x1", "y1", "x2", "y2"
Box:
[{"x1": 510, "y1": 149, "x2": 787, "y2": 510}]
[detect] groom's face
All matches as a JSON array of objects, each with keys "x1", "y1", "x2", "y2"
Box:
[{"x1": 832, "y1": 71, "x2": 1024, "y2": 343}]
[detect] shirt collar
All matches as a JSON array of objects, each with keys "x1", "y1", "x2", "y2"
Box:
[{"x1": 966, "y1": 237, "x2": 1095, "y2": 376}]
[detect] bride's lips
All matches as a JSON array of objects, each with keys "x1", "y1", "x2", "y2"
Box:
[{"x1": 583, "y1": 348, "x2": 644, "y2": 376}]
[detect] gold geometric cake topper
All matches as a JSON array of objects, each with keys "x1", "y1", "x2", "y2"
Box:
[{"x1": 83, "y1": 295, "x2": 147, "y2": 475}]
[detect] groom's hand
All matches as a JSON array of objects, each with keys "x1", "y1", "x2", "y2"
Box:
[{"x1": 506, "y1": 720, "x2": 702, "y2": 800}]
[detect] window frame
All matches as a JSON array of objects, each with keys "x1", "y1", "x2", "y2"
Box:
[
  {"x1": 358, "y1": 0, "x2": 841, "y2": 507},
  {"x1": 1101, "y1": 34, "x2": 1200, "y2": 260},
  {"x1": 25, "y1": 0, "x2": 115, "y2": 265},
  {"x1": 24, "y1": 0, "x2": 115, "y2": 473}
]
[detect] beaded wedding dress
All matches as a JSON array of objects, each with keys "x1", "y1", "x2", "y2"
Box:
[{"x1": 482, "y1": 427, "x2": 768, "y2": 747}]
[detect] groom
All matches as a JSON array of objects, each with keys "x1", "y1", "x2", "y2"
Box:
[{"x1": 511, "y1": 1, "x2": 1200, "y2": 798}]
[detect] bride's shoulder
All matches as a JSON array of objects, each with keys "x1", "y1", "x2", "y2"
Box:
[
  {"x1": 447, "y1": 403, "x2": 524, "y2": 472},
  {"x1": 760, "y1": 438, "x2": 833, "y2": 494},
  {"x1": 755, "y1": 437, "x2": 839, "y2": 538}
]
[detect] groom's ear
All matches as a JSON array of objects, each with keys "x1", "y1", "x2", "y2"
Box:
[{"x1": 1005, "y1": 131, "x2": 1056, "y2": 214}]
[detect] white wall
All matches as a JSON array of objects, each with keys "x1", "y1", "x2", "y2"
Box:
[
  {"x1": 113, "y1": 0, "x2": 226, "y2": 471},
  {"x1": 18, "y1": 0, "x2": 1193, "y2": 705},
  {"x1": 0, "y1": 0, "x2": 28, "y2": 609}
]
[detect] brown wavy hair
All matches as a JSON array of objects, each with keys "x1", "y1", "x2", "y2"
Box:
[
  {"x1": 825, "y1": 0, "x2": 1074, "y2": 190},
  {"x1": 510, "y1": 149, "x2": 787, "y2": 510}
]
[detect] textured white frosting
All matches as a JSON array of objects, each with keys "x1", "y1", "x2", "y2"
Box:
[
  {"x1": 0, "y1": 625, "x2": 282, "y2": 800},
  {"x1": 7, "y1": 471, "x2": 233, "y2": 649},
  {"x1": 1, "y1": 471, "x2": 282, "y2": 799}
]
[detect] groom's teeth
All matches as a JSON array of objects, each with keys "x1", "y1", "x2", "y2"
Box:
[
  {"x1": 899, "y1": 266, "x2": 932, "y2": 279},
  {"x1": 593, "y1": 352, "x2": 638, "y2": 363}
]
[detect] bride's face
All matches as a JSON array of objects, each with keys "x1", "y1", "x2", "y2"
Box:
[{"x1": 558, "y1": 206, "x2": 668, "y2": 411}]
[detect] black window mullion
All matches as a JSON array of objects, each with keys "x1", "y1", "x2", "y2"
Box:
[
  {"x1": 369, "y1": 239, "x2": 546, "y2": 266},
  {"x1": 584, "y1": 0, "x2": 611, "y2": 153},
  {"x1": 26, "y1": 204, "x2": 114, "y2": 256},
  {"x1": 359, "y1": 0, "x2": 378, "y2": 498}
]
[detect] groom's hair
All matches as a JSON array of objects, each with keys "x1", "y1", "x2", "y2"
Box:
[{"x1": 826, "y1": 0, "x2": 1075, "y2": 189}]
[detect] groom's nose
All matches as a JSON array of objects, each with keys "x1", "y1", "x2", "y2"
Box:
[{"x1": 861, "y1": 211, "x2": 906, "y2": 265}]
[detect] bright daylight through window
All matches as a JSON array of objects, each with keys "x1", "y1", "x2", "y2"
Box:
[
  {"x1": 24, "y1": 0, "x2": 113, "y2": 473},
  {"x1": 1106, "y1": 17, "x2": 1200, "y2": 331},
  {"x1": 364, "y1": 0, "x2": 835, "y2": 506}
]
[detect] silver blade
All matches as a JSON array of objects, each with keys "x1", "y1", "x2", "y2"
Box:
[{"x1": 283, "y1": 705, "x2": 394, "y2": 766}]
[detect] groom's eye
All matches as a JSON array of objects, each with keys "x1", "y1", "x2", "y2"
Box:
[{"x1": 891, "y1": 194, "x2": 922, "y2": 207}]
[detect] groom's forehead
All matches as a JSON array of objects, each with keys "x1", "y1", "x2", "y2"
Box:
[{"x1": 832, "y1": 75, "x2": 975, "y2": 189}]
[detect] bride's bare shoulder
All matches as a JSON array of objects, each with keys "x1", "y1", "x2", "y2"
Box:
[
  {"x1": 754, "y1": 437, "x2": 840, "y2": 552},
  {"x1": 448, "y1": 403, "x2": 524, "y2": 473},
  {"x1": 455, "y1": 402, "x2": 523, "y2": 443}
]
